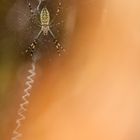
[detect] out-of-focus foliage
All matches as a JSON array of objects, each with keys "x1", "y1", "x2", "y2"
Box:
[{"x1": 0, "y1": 0, "x2": 22, "y2": 139}]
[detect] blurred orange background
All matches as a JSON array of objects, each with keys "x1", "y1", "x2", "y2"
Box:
[{"x1": 1, "y1": 0, "x2": 140, "y2": 140}]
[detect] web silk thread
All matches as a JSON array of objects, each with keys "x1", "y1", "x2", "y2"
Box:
[{"x1": 11, "y1": 59, "x2": 36, "y2": 140}]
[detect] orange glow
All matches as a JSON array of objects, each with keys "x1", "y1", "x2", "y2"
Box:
[{"x1": 4, "y1": 0, "x2": 140, "y2": 139}]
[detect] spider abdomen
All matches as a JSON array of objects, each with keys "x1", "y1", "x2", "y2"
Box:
[{"x1": 40, "y1": 7, "x2": 50, "y2": 26}]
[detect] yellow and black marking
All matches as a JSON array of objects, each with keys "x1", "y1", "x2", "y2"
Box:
[
  {"x1": 26, "y1": 39, "x2": 38, "y2": 56},
  {"x1": 53, "y1": 39, "x2": 65, "y2": 56},
  {"x1": 54, "y1": 39, "x2": 65, "y2": 51},
  {"x1": 27, "y1": 0, "x2": 34, "y2": 15},
  {"x1": 40, "y1": 7, "x2": 50, "y2": 26}
]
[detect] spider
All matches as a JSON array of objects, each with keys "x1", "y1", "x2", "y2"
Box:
[{"x1": 25, "y1": 0, "x2": 65, "y2": 56}]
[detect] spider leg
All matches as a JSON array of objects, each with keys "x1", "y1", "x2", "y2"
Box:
[
  {"x1": 50, "y1": 2, "x2": 62, "y2": 26},
  {"x1": 26, "y1": 29, "x2": 43, "y2": 56},
  {"x1": 48, "y1": 28, "x2": 65, "y2": 56},
  {"x1": 26, "y1": 0, "x2": 34, "y2": 15},
  {"x1": 37, "y1": 0, "x2": 45, "y2": 11},
  {"x1": 50, "y1": 20, "x2": 64, "y2": 29},
  {"x1": 26, "y1": 0, "x2": 39, "y2": 25}
]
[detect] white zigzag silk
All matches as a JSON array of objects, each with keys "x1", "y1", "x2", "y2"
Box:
[{"x1": 11, "y1": 59, "x2": 36, "y2": 140}]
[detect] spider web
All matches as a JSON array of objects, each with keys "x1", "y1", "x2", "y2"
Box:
[{"x1": 6, "y1": 0, "x2": 66, "y2": 60}]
